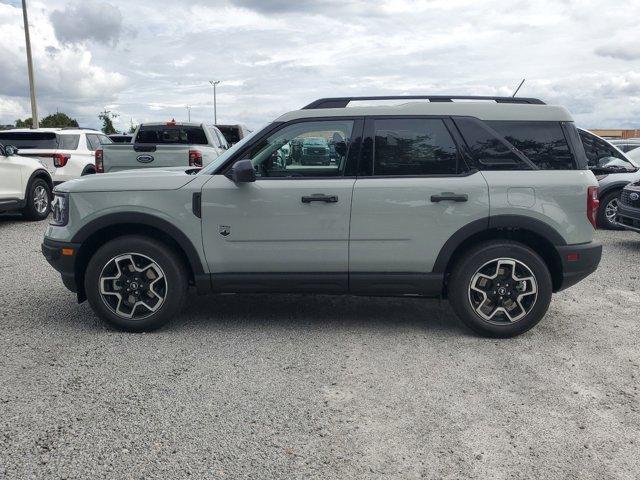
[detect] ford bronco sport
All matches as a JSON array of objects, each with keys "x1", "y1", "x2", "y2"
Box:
[{"x1": 42, "y1": 96, "x2": 602, "y2": 337}]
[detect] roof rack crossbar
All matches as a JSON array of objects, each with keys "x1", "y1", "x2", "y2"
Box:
[{"x1": 302, "y1": 96, "x2": 546, "y2": 109}]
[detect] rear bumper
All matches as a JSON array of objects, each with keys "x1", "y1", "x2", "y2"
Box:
[
  {"x1": 41, "y1": 238, "x2": 81, "y2": 294},
  {"x1": 555, "y1": 241, "x2": 602, "y2": 291},
  {"x1": 615, "y1": 204, "x2": 640, "y2": 233}
]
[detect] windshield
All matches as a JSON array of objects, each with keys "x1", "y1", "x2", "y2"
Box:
[
  {"x1": 198, "y1": 126, "x2": 265, "y2": 175},
  {"x1": 625, "y1": 146, "x2": 640, "y2": 166}
]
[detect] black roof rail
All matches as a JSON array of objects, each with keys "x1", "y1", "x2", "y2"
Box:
[
  {"x1": 302, "y1": 95, "x2": 546, "y2": 109},
  {"x1": 60, "y1": 126, "x2": 99, "y2": 130}
]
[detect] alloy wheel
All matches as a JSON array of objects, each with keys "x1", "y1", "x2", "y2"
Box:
[
  {"x1": 33, "y1": 185, "x2": 49, "y2": 214},
  {"x1": 468, "y1": 258, "x2": 538, "y2": 324},
  {"x1": 99, "y1": 253, "x2": 167, "y2": 320},
  {"x1": 605, "y1": 198, "x2": 619, "y2": 224}
]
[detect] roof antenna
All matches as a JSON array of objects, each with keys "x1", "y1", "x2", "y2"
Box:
[{"x1": 512, "y1": 78, "x2": 525, "y2": 97}]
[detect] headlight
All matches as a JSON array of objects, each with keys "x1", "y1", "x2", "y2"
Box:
[{"x1": 50, "y1": 192, "x2": 69, "y2": 226}]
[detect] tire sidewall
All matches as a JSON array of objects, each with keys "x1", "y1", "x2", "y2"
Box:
[
  {"x1": 23, "y1": 177, "x2": 51, "y2": 221},
  {"x1": 449, "y1": 242, "x2": 553, "y2": 337},
  {"x1": 597, "y1": 190, "x2": 624, "y2": 230},
  {"x1": 84, "y1": 236, "x2": 188, "y2": 332}
]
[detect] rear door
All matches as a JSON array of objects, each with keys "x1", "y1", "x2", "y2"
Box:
[{"x1": 349, "y1": 117, "x2": 489, "y2": 293}]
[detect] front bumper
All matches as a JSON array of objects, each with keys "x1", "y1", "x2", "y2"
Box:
[
  {"x1": 42, "y1": 238, "x2": 81, "y2": 294},
  {"x1": 555, "y1": 241, "x2": 602, "y2": 291},
  {"x1": 615, "y1": 203, "x2": 640, "y2": 233}
]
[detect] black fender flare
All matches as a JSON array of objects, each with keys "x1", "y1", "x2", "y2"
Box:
[
  {"x1": 70, "y1": 212, "x2": 205, "y2": 276},
  {"x1": 432, "y1": 215, "x2": 567, "y2": 273},
  {"x1": 598, "y1": 181, "x2": 631, "y2": 199}
]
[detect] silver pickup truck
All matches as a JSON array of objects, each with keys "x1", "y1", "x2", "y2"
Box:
[{"x1": 96, "y1": 122, "x2": 228, "y2": 173}]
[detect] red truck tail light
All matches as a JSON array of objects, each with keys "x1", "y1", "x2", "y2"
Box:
[
  {"x1": 52, "y1": 153, "x2": 70, "y2": 168},
  {"x1": 95, "y1": 149, "x2": 104, "y2": 173},
  {"x1": 189, "y1": 149, "x2": 202, "y2": 167},
  {"x1": 587, "y1": 186, "x2": 599, "y2": 229}
]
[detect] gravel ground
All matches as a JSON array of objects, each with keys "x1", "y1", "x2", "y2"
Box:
[{"x1": 0, "y1": 214, "x2": 638, "y2": 479}]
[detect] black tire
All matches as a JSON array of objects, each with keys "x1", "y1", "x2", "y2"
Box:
[
  {"x1": 597, "y1": 190, "x2": 624, "y2": 230},
  {"x1": 22, "y1": 177, "x2": 51, "y2": 221},
  {"x1": 448, "y1": 240, "x2": 553, "y2": 338},
  {"x1": 84, "y1": 235, "x2": 189, "y2": 332}
]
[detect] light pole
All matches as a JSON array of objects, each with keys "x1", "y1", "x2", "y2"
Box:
[
  {"x1": 209, "y1": 80, "x2": 221, "y2": 124},
  {"x1": 186, "y1": 105, "x2": 191, "y2": 122},
  {"x1": 21, "y1": 0, "x2": 39, "y2": 129}
]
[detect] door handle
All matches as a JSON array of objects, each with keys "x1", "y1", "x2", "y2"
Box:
[
  {"x1": 301, "y1": 194, "x2": 338, "y2": 204},
  {"x1": 430, "y1": 193, "x2": 468, "y2": 203}
]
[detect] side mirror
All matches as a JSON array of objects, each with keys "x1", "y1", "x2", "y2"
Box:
[
  {"x1": 226, "y1": 159, "x2": 256, "y2": 183},
  {"x1": 4, "y1": 145, "x2": 18, "y2": 156}
]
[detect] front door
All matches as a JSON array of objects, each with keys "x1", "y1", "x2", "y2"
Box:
[
  {"x1": 349, "y1": 117, "x2": 489, "y2": 294},
  {"x1": 201, "y1": 118, "x2": 363, "y2": 292}
]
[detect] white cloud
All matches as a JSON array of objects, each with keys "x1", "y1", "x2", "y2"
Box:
[{"x1": 1, "y1": 0, "x2": 640, "y2": 131}]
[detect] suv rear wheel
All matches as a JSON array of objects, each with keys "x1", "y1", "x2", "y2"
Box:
[
  {"x1": 22, "y1": 178, "x2": 51, "y2": 220},
  {"x1": 84, "y1": 235, "x2": 188, "y2": 331},
  {"x1": 597, "y1": 190, "x2": 624, "y2": 230},
  {"x1": 448, "y1": 241, "x2": 552, "y2": 337}
]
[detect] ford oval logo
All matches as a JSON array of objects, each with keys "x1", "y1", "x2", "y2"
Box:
[
  {"x1": 630, "y1": 192, "x2": 640, "y2": 201},
  {"x1": 137, "y1": 154, "x2": 154, "y2": 164}
]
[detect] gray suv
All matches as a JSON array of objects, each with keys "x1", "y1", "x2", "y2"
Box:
[{"x1": 42, "y1": 96, "x2": 602, "y2": 337}]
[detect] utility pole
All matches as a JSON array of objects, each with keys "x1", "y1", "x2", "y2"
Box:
[
  {"x1": 22, "y1": 0, "x2": 39, "y2": 129},
  {"x1": 186, "y1": 105, "x2": 191, "y2": 122},
  {"x1": 209, "y1": 80, "x2": 221, "y2": 124}
]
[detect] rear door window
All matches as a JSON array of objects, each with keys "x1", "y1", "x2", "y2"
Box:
[
  {"x1": 487, "y1": 121, "x2": 575, "y2": 169},
  {"x1": 372, "y1": 118, "x2": 459, "y2": 176},
  {"x1": 135, "y1": 125, "x2": 208, "y2": 145},
  {"x1": 0, "y1": 131, "x2": 57, "y2": 149}
]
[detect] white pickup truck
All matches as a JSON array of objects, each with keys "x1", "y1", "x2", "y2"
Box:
[{"x1": 96, "y1": 121, "x2": 228, "y2": 173}]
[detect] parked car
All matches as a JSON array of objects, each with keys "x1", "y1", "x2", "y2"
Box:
[
  {"x1": 42, "y1": 95, "x2": 601, "y2": 337},
  {"x1": 97, "y1": 121, "x2": 228, "y2": 173},
  {"x1": 610, "y1": 138, "x2": 640, "y2": 153},
  {"x1": 577, "y1": 128, "x2": 640, "y2": 229},
  {"x1": 0, "y1": 128, "x2": 111, "y2": 184},
  {"x1": 108, "y1": 134, "x2": 133, "y2": 143},
  {"x1": 300, "y1": 137, "x2": 331, "y2": 165},
  {"x1": 0, "y1": 144, "x2": 53, "y2": 220},
  {"x1": 215, "y1": 124, "x2": 251, "y2": 145},
  {"x1": 615, "y1": 180, "x2": 640, "y2": 233}
]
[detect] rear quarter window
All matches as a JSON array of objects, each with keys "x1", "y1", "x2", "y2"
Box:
[
  {"x1": 487, "y1": 121, "x2": 575, "y2": 169},
  {"x1": 57, "y1": 134, "x2": 80, "y2": 150}
]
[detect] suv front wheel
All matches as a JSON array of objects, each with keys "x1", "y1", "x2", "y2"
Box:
[
  {"x1": 84, "y1": 235, "x2": 189, "y2": 331},
  {"x1": 448, "y1": 241, "x2": 553, "y2": 337},
  {"x1": 22, "y1": 177, "x2": 52, "y2": 220}
]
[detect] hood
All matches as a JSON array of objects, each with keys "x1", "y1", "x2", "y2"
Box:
[{"x1": 56, "y1": 167, "x2": 200, "y2": 193}]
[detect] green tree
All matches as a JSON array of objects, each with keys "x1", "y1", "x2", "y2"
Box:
[
  {"x1": 128, "y1": 119, "x2": 138, "y2": 134},
  {"x1": 40, "y1": 112, "x2": 79, "y2": 128},
  {"x1": 15, "y1": 118, "x2": 33, "y2": 128},
  {"x1": 98, "y1": 110, "x2": 118, "y2": 134}
]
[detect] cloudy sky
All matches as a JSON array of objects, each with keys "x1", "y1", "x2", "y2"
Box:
[{"x1": 0, "y1": 0, "x2": 639, "y2": 131}]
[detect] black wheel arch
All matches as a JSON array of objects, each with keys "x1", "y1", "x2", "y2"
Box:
[
  {"x1": 70, "y1": 213, "x2": 207, "y2": 301},
  {"x1": 598, "y1": 181, "x2": 629, "y2": 199},
  {"x1": 26, "y1": 168, "x2": 53, "y2": 195},
  {"x1": 434, "y1": 215, "x2": 566, "y2": 294}
]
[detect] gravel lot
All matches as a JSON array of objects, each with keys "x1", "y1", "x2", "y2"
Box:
[{"x1": 0, "y1": 214, "x2": 638, "y2": 479}]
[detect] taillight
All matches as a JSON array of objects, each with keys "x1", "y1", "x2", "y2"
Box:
[
  {"x1": 189, "y1": 149, "x2": 202, "y2": 167},
  {"x1": 52, "y1": 153, "x2": 70, "y2": 168},
  {"x1": 587, "y1": 186, "x2": 599, "y2": 229},
  {"x1": 95, "y1": 149, "x2": 104, "y2": 173}
]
